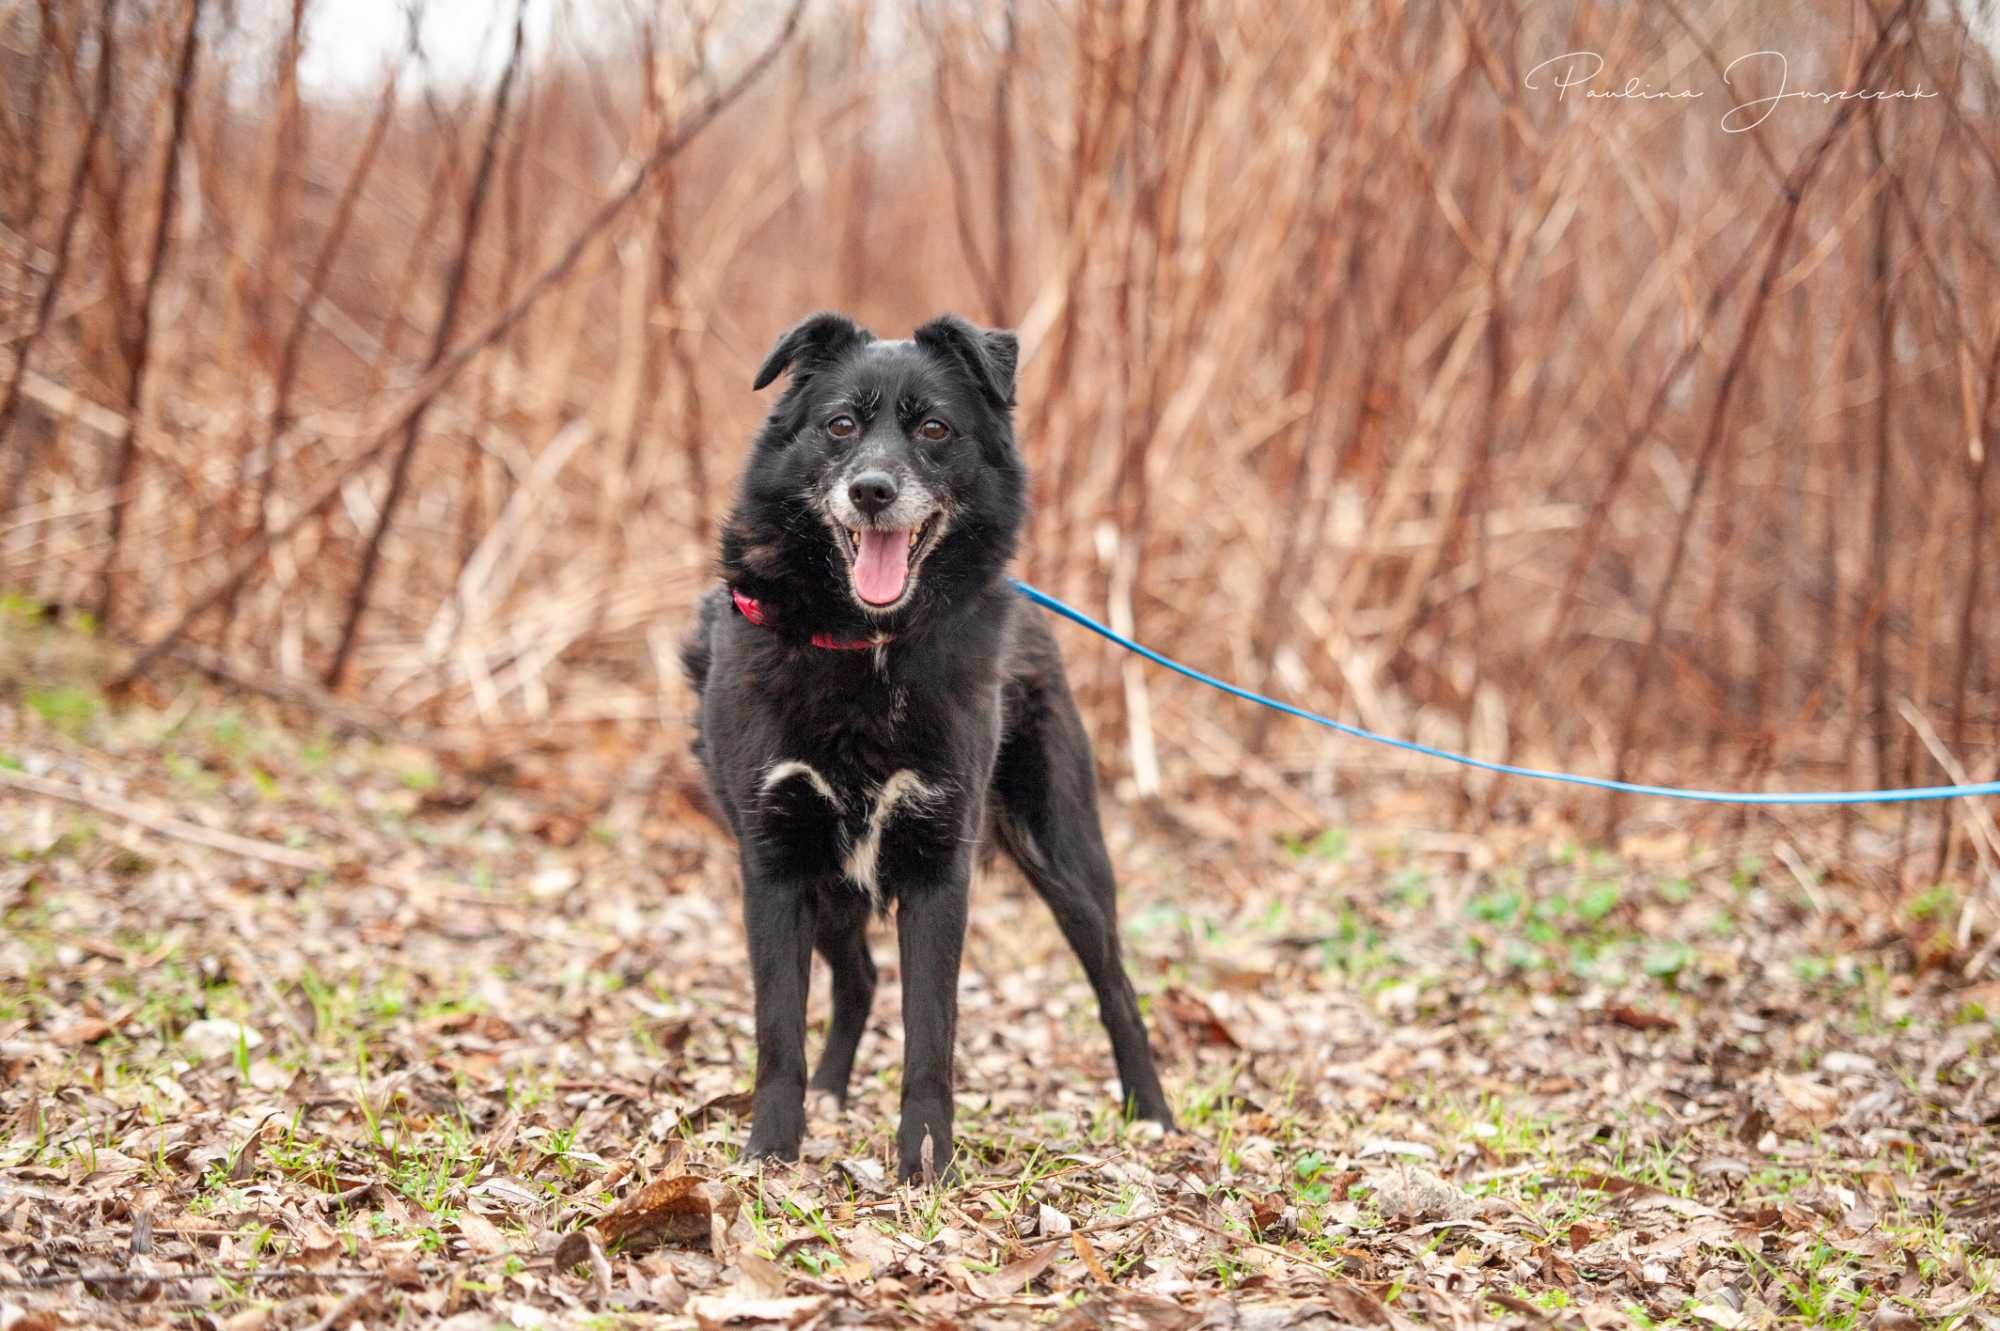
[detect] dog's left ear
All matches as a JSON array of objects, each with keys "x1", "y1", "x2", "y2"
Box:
[
  {"x1": 753, "y1": 311, "x2": 872, "y2": 391},
  {"x1": 914, "y1": 315, "x2": 1019, "y2": 410}
]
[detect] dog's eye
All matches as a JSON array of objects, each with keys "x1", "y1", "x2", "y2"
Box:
[
  {"x1": 917, "y1": 418, "x2": 950, "y2": 441},
  {"x1": 827, "y1": 415, "x2": 858, "y2": 439}
]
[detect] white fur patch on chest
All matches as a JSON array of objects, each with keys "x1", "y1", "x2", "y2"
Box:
[
  {"x1": 760, "y1": 760, "x2": 842, "y2": 809},
  {"x1": 841, "y1": 769, "x2": 946, "y2": 910},
  {"x1": 760, "y1": 761, "x2": 944, "y2": 911}
]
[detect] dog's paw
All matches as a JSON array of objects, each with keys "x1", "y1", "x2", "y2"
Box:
[
  {"x1": 744, "y1": 1119, "x2": 804, "y2": 1159},
  {"x1": 743, "y1": 1093, "x2": 807, "y2": 1163},
  {"x1": 742, "y1": 1126, "x2": 804, "y2": 1163},
  {"x1": 895, "y1": 1116, "x2": 956, "y2": 1187},
  {"x1": 1126, "y1": 1092, "x2": 1176, "y2": 1133},
  {"x1": 898, "y1": 1160, "x2": 961, "y2": 1189},
  {"x1": 895, "y1": 1145, "x2": 961, "y2": 1189}
]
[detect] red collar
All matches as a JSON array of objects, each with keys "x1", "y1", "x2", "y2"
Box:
[{"x1": 731, "y1": 587, "x2": 890, "y2": 652}]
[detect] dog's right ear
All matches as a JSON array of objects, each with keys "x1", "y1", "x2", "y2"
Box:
[
  {"x1": 752, "y1": 312, "x2": 871, "y2": 391},
  {"x1": 914, "y1": 314, "x2": 1018, "y2": 410}
]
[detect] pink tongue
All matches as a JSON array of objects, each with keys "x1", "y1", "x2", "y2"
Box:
[{"x1": 852, "y1": 529, "x2": 912, "y2": 604}]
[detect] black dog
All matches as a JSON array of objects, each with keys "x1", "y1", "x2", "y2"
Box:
[{"x1": 681, "y1": 311, "x2": 1173, "y2": 1181}]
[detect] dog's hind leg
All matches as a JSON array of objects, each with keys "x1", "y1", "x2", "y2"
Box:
[
  {"x1": 992, "y1": 692, "x2": 1174, "y2": 1128},
  {"x1": 809, "y1": 889, "x2": 875, "y2": 1105}
]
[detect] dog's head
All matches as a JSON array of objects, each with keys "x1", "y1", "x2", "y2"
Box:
[{"x1": 720, "y1": 311, "x2": 1026, "y2": 629}]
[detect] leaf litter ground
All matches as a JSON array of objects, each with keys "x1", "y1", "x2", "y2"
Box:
[{"x1": 2, "y1": 626, "x2": 1997, "y2": 1330}]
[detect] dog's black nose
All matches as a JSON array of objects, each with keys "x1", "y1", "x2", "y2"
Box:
[{"x1": 847, "y1": 471, "x2": 898, "y2": 516}]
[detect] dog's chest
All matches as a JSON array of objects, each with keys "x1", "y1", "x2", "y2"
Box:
[{"x1": 754, "y1": 759, "x2": 960, "y2": 909}]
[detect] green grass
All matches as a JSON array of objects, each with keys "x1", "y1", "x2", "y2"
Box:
[
  {"x1": 24, "y1": 684, "x2": 101, "y2": 736},
  {"x1": 6, "y1": 648, "x2": 1997, "y2": 1329}
]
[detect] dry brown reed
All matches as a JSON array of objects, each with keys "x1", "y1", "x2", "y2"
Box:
[{"x1": 2, "y1": 0, "x2": 1997, "y2": 882}]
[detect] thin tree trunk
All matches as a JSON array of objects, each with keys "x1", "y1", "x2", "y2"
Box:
[
  {"x1": 0, "y1": 0, "x2": 116, "y2": 522},
  {"x1": 1863, "y1": 134, "x2": 1897, "y2": 794},
  {"x1": 989, "y1": 0, "x2": 1017, "y2": 325},
  {"x1": 1938, "y1": 332, "x2": 1999, "y2": 876},
  {"x1": 93, "y1": 0, "x2": 203, "y2": 626},
  {"x1": 324, "y1": 0, "x2": 527, "y2": 688},
  {"x1": 220, "y1": 62, "x2": 400, "y2": 633}
]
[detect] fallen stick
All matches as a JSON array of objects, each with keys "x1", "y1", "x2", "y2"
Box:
[
  {"x1": 0, "y1": 1248, "x2": 552, "y2": 1290},
  {"x1": 167, "y1": 641, "x2": 394, "y2": 737},
  {"x1": 0, "y1": 767, "x2": 324, "y2": 872}
]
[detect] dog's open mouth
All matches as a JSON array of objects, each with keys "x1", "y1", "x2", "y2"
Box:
[{"x1": 835, "y1": 515, "x2": 941, "y2": 607}]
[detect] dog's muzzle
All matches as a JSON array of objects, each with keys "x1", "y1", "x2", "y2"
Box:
[{"x1": 827, "y1": 472, "x2": 943, "y2": 609}]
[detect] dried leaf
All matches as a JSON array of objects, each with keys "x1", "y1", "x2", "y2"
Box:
[
  {"x1": 1071, "y1": 1232, "x2": 1111, "y2": 1284},
  {"x1": 584, "y1": 1231, "x2": 616, "y2": 1301},
  {"x1": 1606, "y1": 1003, "x2": 1677, "y2": 1032},
  {"x1": 50, "y1": 1019, "x2": 112, "y2": 1047},
  {"x1": 831, "y1": 1158, "x2": 888, "y2": 1196},
  {"x1": 1770, "y1": 1075, "x2": 1840, "y2": 1133},
  {"x1": 686, "y1": 1294, "x2": 827, "y2": 1329},
  {"x1": 221, "y1": 1307, "x2": 271, "y2": 1331},
  {"x1": 734, "y1": 1253, "x2": 790, "y2": 1300},
  {"x1": 596, "y1": 1176, "x2": 740, "y2": 1250},
  {"x1": 0, "y1": 1306, "x2": 66, "y2": 1331},
  {"x1": 1321, "y1": 1282, "x2": 1396, "y2": 1328},
  {"x1": 457, "y1": 1210, "x2": 510, "y2": 1257},
  {"x1": 1157, "y1": 986, "x2": 1240, "y2": 1048},
  {"x1": 971, "y1": 1243, "x2": 1060, "y2": 1299}
]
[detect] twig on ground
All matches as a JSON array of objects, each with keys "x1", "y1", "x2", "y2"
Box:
[
  {"x1": 0, "y1": 1248, "x2": 555, "y2": 1290},
  {"x1": 0, "y1": 767, "x2": 325, "y2": 871},
  {"x1": 167, "y1": 641, "x2": 395, "y2": 737}
]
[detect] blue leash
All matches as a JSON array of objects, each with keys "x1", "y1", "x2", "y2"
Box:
[{"x1": 1012, "y1": 580, "x2": 2000, "y2": 807}]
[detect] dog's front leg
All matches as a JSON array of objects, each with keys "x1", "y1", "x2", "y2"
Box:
[
  {"x1": 895, "y1": 873, "x2": 967, "y2": 1183},
  {"x1": 741, "y1": 870, "x2": 818, "y2": 1162}
]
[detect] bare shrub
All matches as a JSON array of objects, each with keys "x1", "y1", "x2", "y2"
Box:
[{"x1": 1, "y1": 0, "x2": 1995, "y2": 864}]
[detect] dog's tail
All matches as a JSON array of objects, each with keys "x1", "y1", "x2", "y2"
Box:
[
  {"x1": 680, "y1": 584, "x2": 725, "y2": 701},
  {"x1": 672, "y1": 585, "x2": 733, "y2": 832},
  {"x1": 680, "y1": 585, "x2": 728, "y2": 764},
  {"x1": 676, "y1": 585, "x2": 725, "y2": 821}
]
